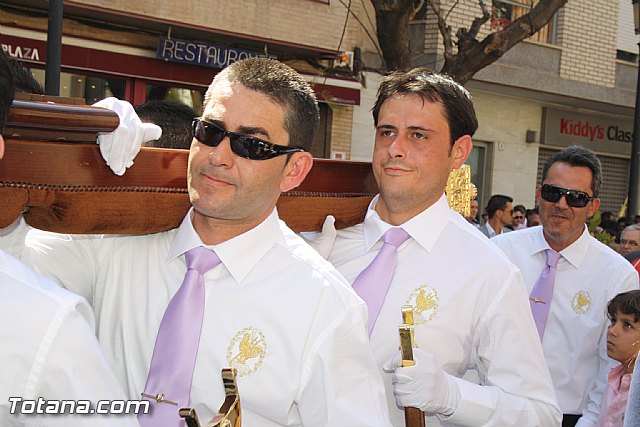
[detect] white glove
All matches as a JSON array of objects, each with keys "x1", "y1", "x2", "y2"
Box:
[
  {"x1": 93, "y1": 97, "x2": 162, "y2": 176},
  {"x1": 299, "y1": 215, "x2": 337, "y2": 259},
  {"x1": 383, "y1": 348, "x2": 461, "y2": 417}
]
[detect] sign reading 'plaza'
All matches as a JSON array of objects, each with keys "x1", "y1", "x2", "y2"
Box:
[
  {"x1": 542, "y1": 107, "x2": 634, "y2": 155},
  {"x1": 156, "y1": 36, "x2": 273, "y2": 69}
]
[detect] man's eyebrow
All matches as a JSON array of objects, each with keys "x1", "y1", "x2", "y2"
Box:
[
  {"x1": 237, "y1": 125, "x2": 270, "y2": 139},
  {"x1": 407, "y1": 125, "x2": 434, "y2": 132},
  {"x1": 376, "y1": 124, "x2": 435, "y2": 132},
  {"x1": 200, "y1": 118, "x2": 271, "y2": 140},
  {"x1": 375, "y1": 124, "x2": 397, "y2": 130}
]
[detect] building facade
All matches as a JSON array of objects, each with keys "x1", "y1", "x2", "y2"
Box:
[
  {"x1": 1, "y1": 0, "x2": 638, "y2": 216},
  {"x1": 352, "y1": 0, "x2": 637, "y2": 216},
  {"x1": 1, "y1": 0, "x2": 372, "y2": 159}
]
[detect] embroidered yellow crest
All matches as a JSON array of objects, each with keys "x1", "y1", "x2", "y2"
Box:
[
  {"x1": 572, "y1": 291, "x2": 592, "y2": 314},
  {"x1": 405, "y1": 286, "x2": 439, "y2": 325},
  {"x1": 226, "y1": 327, "x2": 267, "y2": 377}
]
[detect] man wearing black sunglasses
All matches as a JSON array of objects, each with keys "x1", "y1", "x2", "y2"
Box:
[
  {"x1": 493, "y1": 145, "x2": 639, "y2": 427},
  {"x1": 13, "y1": 58, "x2": 391, "y2": 426}
]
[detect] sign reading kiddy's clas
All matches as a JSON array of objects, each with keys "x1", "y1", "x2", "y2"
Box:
[
  {"x1": 542, "y1": 107, "x2": 633, "y2": 155},
  {"x1": 156, "y1": 36, "x2": 274, "y2": 69}
]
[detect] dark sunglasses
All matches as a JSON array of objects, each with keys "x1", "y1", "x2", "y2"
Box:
[
  {"x1": 192, "y1": 118, "x2": 304, "y2": 160},
  {"x1": 540, "y1": 184, "x2": 594, "y2": 208},
  {"x1": 514, "y1": 215, "x2": 524, "y2": 220}
]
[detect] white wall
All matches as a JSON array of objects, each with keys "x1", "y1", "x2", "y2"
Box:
[
  {"x1": 618, "y1": 0, "x2": 637, "y2": 54},
  {"x1": 473, "y1": 90, "x2": 543, "y2": 209}
]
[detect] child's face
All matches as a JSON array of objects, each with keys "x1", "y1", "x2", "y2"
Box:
[{"x1": 607, "y1": 310, "x2": 640, "y2": 370}]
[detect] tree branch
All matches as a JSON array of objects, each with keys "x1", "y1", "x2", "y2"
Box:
[
  {"x1": 428, "y1": 0, "x2": 454, "y2": 62},
  {"x1": 468, "y1": 0, "x2": 490, "y2": 39}
]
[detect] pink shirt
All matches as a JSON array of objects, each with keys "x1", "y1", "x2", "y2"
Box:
[{"x1": 596, "y1": 364, "x2": 632, "y2": 427}]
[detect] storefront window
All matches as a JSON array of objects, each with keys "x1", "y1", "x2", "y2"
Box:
[
  {"x1": 30, "y1": 69, "x2": 126, "y2": 103},
  {"x1": 466, "y1": 144, "x2": 488, "y2": 209},
  {"x1": 310, "y1": 103, "x2": 330, "y2": 158},
  {"x1": 146, "y1": 84, "x2": 206, "y2": 116},
  {"x1": 491, "y1": 0, "x2": 557, "y2": 44}
]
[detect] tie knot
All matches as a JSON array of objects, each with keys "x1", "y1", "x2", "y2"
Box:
[
  {"x1": 545, "y1": 249, "x2": 561, "y2": 269},
  {"x1": 185, "y1": 247, "x2": 221, "y2": 275},
  {"x1": 382, "y1": 227, "x2": 410, "y2": 249}
]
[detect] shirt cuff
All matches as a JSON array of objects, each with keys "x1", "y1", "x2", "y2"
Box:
[{"x1": 440, "y1": 376, "x2": 495, "y2": 425}]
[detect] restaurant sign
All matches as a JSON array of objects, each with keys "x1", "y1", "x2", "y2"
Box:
[{"x1": 157, "y1": 36, "x2": 273, "y2": 69}]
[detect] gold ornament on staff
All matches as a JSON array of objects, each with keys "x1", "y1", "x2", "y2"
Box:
[
  {"x1": 180, "y1": 368, "x2": 241, "y2": 427},
  {"x1": 445, "y1": 165, "x2": 477, "y2": 218}
]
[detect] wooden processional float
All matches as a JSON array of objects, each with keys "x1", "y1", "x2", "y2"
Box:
[{"x1": 0, "y1": 96, "x2": 476, "y2": 427}]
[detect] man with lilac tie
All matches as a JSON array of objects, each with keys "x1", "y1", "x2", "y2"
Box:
[
  {"x1": 492, "y1": 146, "x2": 639, "y2": 427},
  {"x1": 324, "y1": 68, "x2": 561, "y2": 426},
  {"x1": 15, "y1": 58, "x2": 391, "y2": 426}
]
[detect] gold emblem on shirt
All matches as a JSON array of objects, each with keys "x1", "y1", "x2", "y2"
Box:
[
  {"x1": 226, "y1": 327, "x2": 266, "y2": 377},
  {"x1": 405, "y1": 286, "x2": 438, "y2": 325},
  {"x1": 572, "y1": 291, "x2": 592, "y2": 314}
]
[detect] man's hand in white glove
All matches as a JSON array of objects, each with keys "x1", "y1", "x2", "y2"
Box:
[
  {"x1": 383, "y1": 348, "x2": 461, "y2": 417},
  {"x1": 93, "y1": 97, "x2": 162, "y2": 176},
  {"x1": 299, "y1": 215, "x2": 337, "y2": 259}
]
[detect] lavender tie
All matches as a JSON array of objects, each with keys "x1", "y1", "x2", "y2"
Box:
[
  {"x1": 529, "y1": 249, "x2": 561, "y2": 341},
  {"x1": 352, "y1": 228, "x2": 410, "y2": 336},
  {"x1": 140, "y1": 247, "x2": 221, "y2": 427}
]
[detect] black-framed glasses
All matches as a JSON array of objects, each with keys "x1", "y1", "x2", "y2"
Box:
[
  {"x1": 540, "y1": 184, "x2": 595, "y2": 208},
  {"x1": 514, "y1": 215, "x2": 524, "y2": 220},
  {"x1": 192, "y1": 118, "x2": 305, "y2": 160}
]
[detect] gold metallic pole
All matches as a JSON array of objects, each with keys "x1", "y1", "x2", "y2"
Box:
[{"x1": 399, "y1": 305, "x2": 426, "y2": 427}]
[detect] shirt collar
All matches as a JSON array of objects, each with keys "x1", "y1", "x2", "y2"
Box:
[
  {"x1": 363, "y1": 193, "x2": 451, "y2": 253},
  {"x1": 169, "y1": 207, "x2": 281, "y2": 283},
  {"x1": 485, "y1": 222, "x2": 496, "y2": 237},
  {"x1": 531, "y1": 225, "x2": 591, "y2": 268},
  {"x1": 608, "y1": 363, "x2": 633, "y2": 392}
]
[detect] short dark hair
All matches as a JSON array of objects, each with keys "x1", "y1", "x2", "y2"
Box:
[
  {"x1": 0, "y1": 52, "x2": 15, "y2": 133},
  {"x1": 526, "y1": 208, "x2": 539, "y2": 219},
  {"x1": 135, "y1": 100, "x2": 196, "y2": 149},
  {"x1": 486, "y1": 194, "x2": 513, "y2": 218},
  {"x1": 608, "y1": 290, "x2": 640, "y2": 323},
  {"x1": 513, "y1": 204, "x2": 526, "y2": 214},
  {"x1": 602, "y1": 211, "x2": 614, "y2": 222},
  {"x1": 372, "y1": 68, "x2": 478, "y2": 144},
  {"x1": 204, "y1": 57, "x2": 319, "y2": 152},
  {"x1": 541, "y1": 145, "x2": 602, "y2": 197}
]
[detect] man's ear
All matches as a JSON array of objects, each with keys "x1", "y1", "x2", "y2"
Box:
[
  {"x1": 0, "y1": 135, "x2": 5, "y2": 160},
  {"x1": 588, "y1": 197, "x2": 601, "y2": 218},
  {"x1": 280, "y1": 151, "x2": 313, "y2": 193},
  {"x1": 451, "y1": 135, "x2": 473, "y2": 170}
]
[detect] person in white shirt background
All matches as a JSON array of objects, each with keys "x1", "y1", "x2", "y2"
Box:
[
  {"x1": 10, "y1": 57, "x2": 391, "y2": 427},
  {"x1": 0, "y1": 50, "x2": 138, "y2": 427},
  {"x1": 320, "y1": 68, "x2": 561, "y2": 426},
  {"x1": 492, "y1": 145, "x2": 639, "y2": 427}
]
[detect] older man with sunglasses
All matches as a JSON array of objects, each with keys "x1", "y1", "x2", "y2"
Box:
[
  {"x1": 13, "y1": 58, "x2": 391, "y2": 426},
  {"x1": 492, "y1": 145, "x2": 639, "y2": 427}
]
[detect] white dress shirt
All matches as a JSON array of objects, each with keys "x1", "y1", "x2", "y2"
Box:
[
  {"x1": 21, "y1": 209, "x2": 391, "y2": 427},
  {"x1": 0, "y1": 216, "x2": 30, "y2": 260},
  {"x1": 492, "y1": 226, "x2": 639, "y2": 427},
  {"x1": 328, "y1": 195, "x2": 561, "y2": 427},
  {"x1": 0, "y1": 249, "x2": 137, "y2": 427}
]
